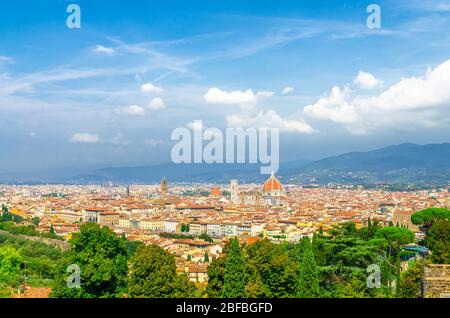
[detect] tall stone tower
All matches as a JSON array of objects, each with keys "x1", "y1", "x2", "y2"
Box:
[
  {"x1": 230, "y1": 180, "x2": 239, "y2": 204},
  {"x1": 161, "y1": 177, "x2": 168, "y2": 200}
]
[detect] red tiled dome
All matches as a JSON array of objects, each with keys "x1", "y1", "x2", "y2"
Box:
[
  {"x1": 263, "y1": 173, "x2": 283, "y2": 193},
  {"x1": 210, "y1": 187, "x2": 221, "y2": 197}
]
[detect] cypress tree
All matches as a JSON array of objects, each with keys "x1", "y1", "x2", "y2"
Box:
[
  {"x1": 222, "y1": 238, "x2": 247, "y2": 298},
  {"x1": 49, "y1": 224, "x2": 56, "y2": 235},
  {"x1": 297, "y1": 238, "x2": 320, "y2": 298}
]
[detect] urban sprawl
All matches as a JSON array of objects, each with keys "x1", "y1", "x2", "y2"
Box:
[{"x1": 1, "y1": 173, "x2": 449, "y2": 285}]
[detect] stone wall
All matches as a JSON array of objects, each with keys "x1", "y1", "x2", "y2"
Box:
[{"x1": 423, "y1": 264, "x2": 450, "y2": 298}]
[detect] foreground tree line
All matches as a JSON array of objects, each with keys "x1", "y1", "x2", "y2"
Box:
[{"x1": 1, "y1": 207, "x2": 449, "y2": 298}]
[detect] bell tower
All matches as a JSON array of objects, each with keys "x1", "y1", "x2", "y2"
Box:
[
  {"x1": 161, "y1": 177, "x2": 168, "y2": 200},
  {"x1": 230, "y1": 180, "x2": 239, "y2": 204}
]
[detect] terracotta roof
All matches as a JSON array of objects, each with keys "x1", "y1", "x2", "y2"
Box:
[{"x1": 14, "y1": 287, "x2": 52, "y2": 298}]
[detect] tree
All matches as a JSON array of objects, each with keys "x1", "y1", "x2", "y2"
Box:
[
  {"x1": 222, "y1": 238, "x2": 248, "y2": 298},
  {"x1": 0, "y1": 245, "x2": 22, "y2": 286},
  {"x1": 199, "y1": 233, "x2": 213, "y2": 243},
  {"x1": 180, "y1": 223, "x2": 190, "y2": 233},
  {"x1": 296, "y1": 238, "x2": 320, "y2": 298},
  {"x1": 204, "y1": 251, "x2": 210, "y2": 263},
  {"x1": 128, "y1": 244, "x2": 195, "y2": 298},
  {"x1": 425, "y1": 219, "x2": 450, "y2": 264},
  {"x1": 411, "y1": 208, "x2": 450, "y2": 231},
  {"x1": 246, "y1": 239, "x2": 298, "y2": 297},
  {"x1": 206, "y1": 257, "x2": 226, "y2": 298},
  {"x1": 49, "y1": 224, "x2": 56, "y2": 235},
  {"x1": 375, "y1": 226, "x2": 415, "y2": 295},
  {"x1": 51, "y1": 223, "x2": 128, "y2": 298},
  {"x1": 124, "y1": 240, "x2": 144, "y2": 258},
  {"x1": 31, "y1": 217, "x2": 40, "y2": 227},
  {"x1": 398, "y1": 259, "x2": 425, "y2": 298}
]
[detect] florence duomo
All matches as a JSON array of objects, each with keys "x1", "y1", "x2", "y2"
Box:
[{"x1": 230, "y1": 172, "x2": 287, "y2": 207}]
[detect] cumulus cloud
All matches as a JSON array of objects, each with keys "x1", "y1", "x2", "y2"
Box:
[
  {"x1": 204, "y1": 87, "x2": 257, "y2": 105},
  {"x1": 303, "y1": 59, "x2": 450, "y2": 134},
  {"x1": 353, "y1": 70, "x2": 383, "y2": 90},
  {"x1": 148, "y1": 97, "x2": 166, "y2": 110},
  {"x1": 70, "y1": 133, "x2": 99, "y2": 143},
  {"x1": 282, "y1": 87, "x2": 294, "y2": 95},
  {"x1": 303, "y1": 86, "x2": 359, "y2": 125},
  {"x1": 140, "y1": 82, "x2": 163, "y2": 93},
  {"x1": 121, "y1": 105, "x2": 146, "y2": 116},
  {"x1": 204, "y1": 87, "x2": 313, "y2": 133},
  {"x1": 226, "y1": 110, "x2": 316, "y2": 134},
  {"x1": 93, "y1": 45, "x2": 115, "y2": 55},
  {"x1": 204, "y1": 88, "x2": 274, "y2": 106}
]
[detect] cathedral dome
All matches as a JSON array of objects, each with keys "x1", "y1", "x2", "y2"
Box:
[
  {"x1": 263, "y1": 173, "x2": 283, "y2": 193},
  {"x1": 210, "y1": 186, "x2": 221, "y2": 197}
]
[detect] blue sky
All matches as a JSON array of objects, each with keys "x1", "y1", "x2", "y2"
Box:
[{"x1": 1, "y1": 0, "x2": 450, "y2": 174}]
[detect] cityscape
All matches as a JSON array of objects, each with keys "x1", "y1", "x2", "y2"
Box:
[
  {"x1": 1, "y1": 174, "x2": 449, "y2": 298},
  {"x1": 1, "y1": 0, "x2": 450, "y2": 305}
]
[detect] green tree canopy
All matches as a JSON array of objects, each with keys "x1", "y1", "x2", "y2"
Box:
[
  {"x1": 425, "y1": 219, "x2": 450, "y2": 264},
  {"x1": 51, "y1": 223, "x2": 128, "y2": 298},
  {"x1": 222, "y1": 238, "x2": 248, "y2": 298},
  {"x1": 206, "y1": 256, "x2": 226, "y2": 298},
  {"x1": 128, "y1": 244, "x2": 195, "y2": 298},
  {"x1": 297, "y1": 238, "x2": 320, "y2": 298},
  {"x1": 375, "y1": 226, "x2": 415, "y2": 295},
  {"x1": 411, "y1": 208, "x2": 450, "y2": 230},
  {"x1": 0, "y1": 245, "x2": 22, "y2": 286},
  {"x1": 246, "y1": 239, "x2": 298, "y2": 298}
]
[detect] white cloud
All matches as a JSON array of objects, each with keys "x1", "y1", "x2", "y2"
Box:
[
  {"x1": 148, "y1": 97, "x2": 166, "y2": 110},
  {"x1": 282, "y1": 87, "x2": 294, "y2": 95},
  {"x1": 226, "y1": 110, "x2": 316, "y2": 134},
  {"x1": 204, "y1": 87, "x2": 257, "y2": 105},
  {"x1": 70, "y1": 133, "x2": 99, "y2": 144},
  {"x1": 121, "y1": 105, "x2": 146, "y2": 116},
  {"x1": 93, "y1": 45, "x2": 115, "y2": 55},
  {"x1": 303, "y1": 59, "x2": 450, "y2": 134},
  {"x1": 304, "y1": 86, "x2": 360, "y2": 125},
  {"x1": 353, "y1": 70, "x2": 383, "y2": 90},
  {"x1": 256, "y1": 91, "x2": 275, "y2": 98},
  {"x1": 140, "y1": 82, "x2": 163, "y2": 93},
  {"x1": 358, "y1": 60, "x2": 450, "y2": 111},
  {"x1": 203, "y1": 88, "x2": 274, "y2": 107}
]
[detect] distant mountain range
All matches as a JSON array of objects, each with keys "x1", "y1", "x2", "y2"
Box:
[
  {"x1": 2, "y1": 143, "x2": 450, "y2": 185},
  {"x1": 287, "y1": 143, "x2": 450, "y2": 185}
]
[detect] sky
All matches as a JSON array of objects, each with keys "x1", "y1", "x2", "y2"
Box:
[{"x1": 1, "y1": 0, "x2": 450, "y2": 174}]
